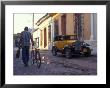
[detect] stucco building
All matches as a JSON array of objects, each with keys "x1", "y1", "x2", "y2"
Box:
[{"x1": 33, "y1": 13, "x2": 97, "y2": 54}]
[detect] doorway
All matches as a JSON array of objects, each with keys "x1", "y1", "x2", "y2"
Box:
[{"x1": 44, "y1": 28, "x2": 47, "y2": 48}]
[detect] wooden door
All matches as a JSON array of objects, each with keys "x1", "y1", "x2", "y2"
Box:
[
  {"x1": 61, "y1": 14, "x2": 66, "y2": 35},
  {"x1": 40, "y1": 30, "x2": 43, "y2": 46},
  {"x1": 44, "y1": 28, "x2": 47, "y2": 48}
]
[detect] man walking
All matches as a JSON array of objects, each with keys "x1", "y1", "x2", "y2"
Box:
[{"x1": 19, "y1": 27, "x2": 34, "y2": 67}]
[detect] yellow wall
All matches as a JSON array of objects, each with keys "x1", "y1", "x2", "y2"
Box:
[
  {"x1": 35, "y1": 13, "x2": 91, "y2": 50},
  {"x1": 60, "y1": 13, "x2": 91, "y2": 39},
  {"x1": 83, "y1": 13, "x2": 91, "y2": 40},
  {"x1": 54, "y1": 13, "x2": 75, "y2": 35},
  {"x1": 66, "y1": 13, "x2": 74, "y2": 35},
  {"x1": 58, "y1": 14, "x2": 62, "y2": 35},
  {"x1": 52, "y1": 13, "x2": 75, "y2": 35},
  {"x1": 51, "y1": 13, "x2": 91, "y2": 38},
  {"x1": 52, "y1": 13, "x2": 61, "y2": 35},
  {"x1": 36, "y1": 13, "x2": 61, "y2": 50},
  {"x1": 37, "y1": 17, "x2": 51, "y2": 50}
]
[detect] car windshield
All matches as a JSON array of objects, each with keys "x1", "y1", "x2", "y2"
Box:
[
  {"x1": 64, "y1": 35, "x2": 77, "y2": 40},
  {"x1": 54, "y1": 35, "x2": 77, "y2": 41}
]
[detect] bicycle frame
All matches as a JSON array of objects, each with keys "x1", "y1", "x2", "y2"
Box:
[{"x1": 31, "y1": 46, "x2": 41, "y2": 68}]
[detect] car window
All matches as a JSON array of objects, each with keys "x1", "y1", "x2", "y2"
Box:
[
  {"x1": 54, "y1": 35, "x2": 77, "y2": 41},
  {"x1": 70, "y1": 36, "x2": 77, "y2": 40},
  {"x1": 54, "y1": 36, "x2": 62, "y2": 41},
  {"x1": 54, "y1": 36, "x2": 58, "y2": 41},
  {"x1": 65, "y1": 35, "x2": 77, "y2": 40},
  {"x1": 59, "y1": 36, "x2": 63, "y2": 41}
]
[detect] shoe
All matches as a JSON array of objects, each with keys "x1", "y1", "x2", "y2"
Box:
[{"x1": 24, "y1": 63, "x2": 28, "y2": 67}]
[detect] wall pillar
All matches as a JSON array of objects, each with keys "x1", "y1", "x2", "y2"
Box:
[
  {"x1": 90, "y1": 13, "x2": 94, "y2": 40},
  {"x1": 51, "y1": 19, "x2": 54, "y2": 42},
  {"x1": 49, "y1": 17, "x2": 54, "y2": 50}
]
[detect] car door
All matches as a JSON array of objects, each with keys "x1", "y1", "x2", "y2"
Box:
[{"x1": 57, "y1": 36, "x2": 63, "y2": 49}]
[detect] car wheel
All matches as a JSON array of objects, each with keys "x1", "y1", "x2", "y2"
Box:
[
  {"x1": 65, "y1": 48, "x2": 72, "y2": 59},
  {"x1": 52, "y1": 47, "x2": 57, "y2": 56},
  {"x1": 84, "y1": 47, "x2": 91, "y2": 57}
]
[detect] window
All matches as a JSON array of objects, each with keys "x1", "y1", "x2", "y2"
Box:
[
  {"x1": 48, "y1": 25, "x2": 51, "y2": 42},
  {"x1": 44, "y1": 28, "x2": 47, "y2": 48},
  {"x1": 74, "y1": 13, "x2": 83, "y2": 40},
  {"x1": 61, "y1": 14, "x2": 66, "y2": 35},
  {"x1": 65, "y1": 35, "x2": 77, "y2": 40},
  {"x1": 40, "y1": 30, "x2": 43, "y2": 46},
  {"x1": 34, "y1": 37, "x2": 39, "y2": 48}
]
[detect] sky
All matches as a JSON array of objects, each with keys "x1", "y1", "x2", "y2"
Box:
[{"x1": 14, "y1": 13, "x2": 46, "y2": 34}]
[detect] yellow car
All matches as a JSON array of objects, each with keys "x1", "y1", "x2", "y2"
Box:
[{"x1": 52, "y1": 35, "x2": 92, "y2": 59}]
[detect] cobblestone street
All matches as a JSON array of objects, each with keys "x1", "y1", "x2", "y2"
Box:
[{"x1": 14, "y1": 48, "x2": 97, "y2": 75}]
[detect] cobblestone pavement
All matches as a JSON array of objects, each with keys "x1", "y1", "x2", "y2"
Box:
[{"x1": 13, "y1": 48, "x2": 97, "y2": 75}]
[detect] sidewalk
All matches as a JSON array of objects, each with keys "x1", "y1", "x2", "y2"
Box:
[{"x1": 91, "y1": 48, "x2": 97, "y2": 56}]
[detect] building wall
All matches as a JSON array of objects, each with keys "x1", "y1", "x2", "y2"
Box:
[
  {"x1": 56, "y1": 13, "x2": 74, "y2": 35},
  {"x1": 84, "y1": 13, "x2": 97, "y2": 55},
  {"x1": 83, "y1": 13, "x2": 91, "y2": 40},
  {"x1": 52, "y1": 13, "x2": 61, "y2": 35},
  {"x1": 35, "y1": 17, "x2": 52, "y2": 50},
  {"x1": 93, "y1": 13, "x2": 97, "y2": 40},
  {"x1": 35, "y1": 13, "x2": 97, "y2": 54},
  {"x1": 58, "y1": 14, "x2": 62, "y2": 35},
  {"x1": 33, "y1": 29, "x2": 40, "y2": 48},
  {"x1": 56, "y1": 13, "x2": 91, "y2": 38},
  {"x1": 66, "y1": 13, "x2": 74, "y2": 35}
]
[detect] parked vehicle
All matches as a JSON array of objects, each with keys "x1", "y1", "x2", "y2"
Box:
[{"x1": 52, "y1": 35, "x2": 92, "y2": 59}]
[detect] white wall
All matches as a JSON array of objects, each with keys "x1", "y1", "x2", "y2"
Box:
[{"x1": 84, "y1": 13, "x2": 97, "y2": 55}]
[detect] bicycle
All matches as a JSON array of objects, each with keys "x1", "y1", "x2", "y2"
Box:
[{"x1": 31, "y1": 46, "x2": 41, "y2": 68}]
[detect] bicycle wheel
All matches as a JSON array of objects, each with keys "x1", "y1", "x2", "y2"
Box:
[
  {"x1": 35, "y1": 51, "x2": 41, "y2": 68},
  {"x1": 31, "y1": 50, "x2": 35, "y2": 64}
]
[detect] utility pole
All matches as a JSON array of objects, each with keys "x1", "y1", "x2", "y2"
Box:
[{"x1": 32, "y1": 13, "x2": 34, "y2": 34}]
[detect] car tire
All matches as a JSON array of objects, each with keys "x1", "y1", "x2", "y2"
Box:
[
  {"x1": 65, "y1": 48, "x2": 72, "y2": 59},
  {"x1": 84, "y1": 47, "x2": 91, "y2": 57},
  {"x1": 52, "y1": 47, "x2": 57, "y2": 56}
]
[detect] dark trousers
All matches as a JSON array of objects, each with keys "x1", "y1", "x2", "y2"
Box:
[{"x1": 22, "y1": 46, "x2": 30, "y2": 65}]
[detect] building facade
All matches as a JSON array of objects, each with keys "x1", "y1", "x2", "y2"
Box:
[
  {"x1": 33, "y1": 13, "x2": 97, "y2": 54},
  {"x1": 33, "y1": 14, "x2": 52, "y2": 50}
]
